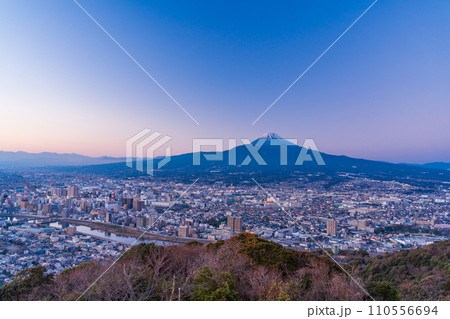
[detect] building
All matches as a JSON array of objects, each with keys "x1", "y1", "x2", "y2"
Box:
[
  {"x1": 67, "y1": 186, "x2": 79, "y2": 198},
  {"x1": 42, "y1": 204, "x2": 51, "y2": 215},
  {"x1": 66, "y1": 227, "x2": 77, "y2": 236},
  {"x1": 81, "y1": 201, "x2": 89, "y2": 213},
  {"x1": 19, "y1": 199, "x2": 28, "y2": 208},
  {"x1": 52, "y1": 187, "x2": 66, "y2": 197},
  {"x1": 122, "y1": 198, "x2": 134, "y2": 210},
  {"x1": 61, "y1": 208, "x2": 69, "y2": 219},
  {"x1": 136, "y1": 216, "x2": 146, "y2": 228},
  {"x1": 227, "y1": 216, "x2": 242, "y2": 233},
  {"x1": 233, "y1": 217, "x2": 242, "y2": 233},
  {"x1": 326, "y1": 219, "x2": 337, "y2": 236},
  {"x1": 148, "y1": 215, "x2": 158, "y2": 226},
  {"x1": 133, "y1": 198, "x2": 145, "y2": 211},
  {"x1": 357, "y1": 219, "x2": 368, "y2": 231},
  {"x1": 178, "y1": 225, "x2": 189, "y2": 238}
]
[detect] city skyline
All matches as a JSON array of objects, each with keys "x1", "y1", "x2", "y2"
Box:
[
  {"x1": 1, "y1": 0, "x2": 450, "y2": 163},
  {"x1": 1, "y1": 0, "x2": 450, "y2": 307}
]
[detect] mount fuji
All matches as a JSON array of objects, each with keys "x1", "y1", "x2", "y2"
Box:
[
  {"x1": 259, "y1": 132, "x2": 283, "y2": 140},
  {"x1": 51, "y1": 133, "x2": 450, "y2": 184}
]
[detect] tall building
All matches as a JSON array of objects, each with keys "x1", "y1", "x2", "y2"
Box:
[
  {"x1": 67, "y1": 186, "x2": 79, "y2": 198},
  {"x1": 227, "y1": 216, "x2": 242, "y2": 233},
  {"x1": 122, "y1": 198, "x2": 134, "y2": 210},
  {"x1": 178, "y1": 225, "x2": 189, "y2": 238},
  {"x1": 148, "y1": 215, "x2": 158, "y2": 226},
  {"x1": 61, "y1": 208, "x2": 69, "y2": 219},
  {"x1": 52, "y1": 187, "x2": 65, "y2": 197},
  {"x1": 233, "y1": 217, "x2": 242, "y2": 233},
  {"x1": 136, "y1": 216, "x2": 146, "y2": 228},
  {"x1": 133, "y1": 198, "x2": 145, "y2": 211},
  {"x1": 42, "y1": 204, "x2": 51, "y2": 215},
  {"x1": 326, "y1": 219, "x2": 337, "y2": 236}
]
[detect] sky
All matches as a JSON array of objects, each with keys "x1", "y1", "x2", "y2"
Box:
[{"x1": 0, "y1": 0, "x2": 449, "y2": 163}]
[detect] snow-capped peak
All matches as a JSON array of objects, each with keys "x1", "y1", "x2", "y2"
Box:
[{"x1": 259, "y1": 132, "x2": 282, "y2": 140}]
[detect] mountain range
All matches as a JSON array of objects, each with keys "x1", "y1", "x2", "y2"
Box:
[
  {"x1": 0, "y1": 151, "x2": 125, "y2": 168},
  {"x1": 402, "y1": 162, "x2": 450, "y2": 170},
  {"x1": 1, "y1": 134, "x2": 449, "y2": 184},
  {"x1": 22, "y1": 133, "x2": 448, "y2": 184}
]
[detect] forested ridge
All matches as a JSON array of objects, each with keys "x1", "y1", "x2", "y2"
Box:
[
  {"x1": 348, "y1": 239, "x2": 449, "y2": 301},
  {"x1": 1, "y1": 234, "x2": 448, "y2": 301}
]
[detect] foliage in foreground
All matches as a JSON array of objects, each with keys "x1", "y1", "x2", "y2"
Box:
[
  {"x1": 0, "y1": 234, "x2": 448, "y2": 301},
  {"x1": 347, "y1": 239, "x2": 450, "y2": 301}
]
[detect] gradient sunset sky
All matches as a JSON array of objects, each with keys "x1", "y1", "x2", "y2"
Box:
[{"x1": 1, "y1": 0, "x2": 449, "y2": 163}]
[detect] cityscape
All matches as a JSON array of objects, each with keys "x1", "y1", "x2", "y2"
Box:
[
  {"x1": 1, "y1": 165, "x2": 448, "y2": 286},
  {"x1": 1, "y1": 0, "x2": 449, "y2": 311}
]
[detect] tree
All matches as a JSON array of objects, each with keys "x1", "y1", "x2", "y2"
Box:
[
  {"x1": 0, "y1": 266, "x2": 53, "y2": 300},
  {"x1": 191, "y1": 267, "x2": 239, "y2": 301},
  {"x1": 367, "y1": 281, "x2": 401, "y2": 301}
]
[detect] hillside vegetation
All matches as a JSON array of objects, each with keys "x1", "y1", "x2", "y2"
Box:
[
  {"x1": 0, "y1": 234, "x2": 448, "y2": 301},
  {"x1": 347, "y1": 239, "x2": 449, "y2": 301}
]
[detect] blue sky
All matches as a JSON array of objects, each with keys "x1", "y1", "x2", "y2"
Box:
[{"x1": 1, "y1": 0, "x2": 449, "y2": 163}]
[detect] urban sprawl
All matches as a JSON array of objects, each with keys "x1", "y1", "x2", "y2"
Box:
[{"x1": 1, "y1": 172, "x2": 449, "y2": 284}]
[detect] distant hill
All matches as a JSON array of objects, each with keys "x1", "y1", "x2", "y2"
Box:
[
  {"x1": 0, "y1": 151, "x2": 125, "y2": 168},
  {"x1": 4, "y1": 134, "x2": 450, "y2": 184},
  {"x1": 403, "y1": 162, "x2": 450, "y2": 170},
  {"x1": 51, "y1": 134, "x2": 450, "y2": 184}
]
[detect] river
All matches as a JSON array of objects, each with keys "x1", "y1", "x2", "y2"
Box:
[{"x1": 49, "y1": 221, "x2": 171, "y2": 246}]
